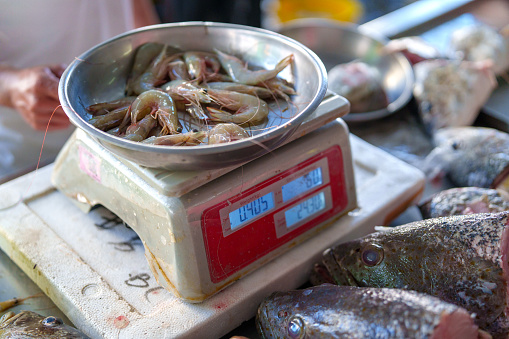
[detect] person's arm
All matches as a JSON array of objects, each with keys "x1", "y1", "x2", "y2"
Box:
[
  {"x1": 0, "y1": 63, "x2": 70, "y2": 131},
  {"x1": 132, "y1": 0, "x2": 160, "y2": 28}
]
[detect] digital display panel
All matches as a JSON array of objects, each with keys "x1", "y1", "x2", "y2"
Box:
[
  {"x1": 229, "y1": 192, "x2": 275, "y2": 230},
  {"x1": 285, "y1": 192, "x2": 326, "y2": 227},
  {"x1": 282, "y1": 167, "x2": 323, "y2": 202}
]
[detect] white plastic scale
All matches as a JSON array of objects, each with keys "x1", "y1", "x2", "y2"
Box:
[
  {"x1": 0, "y1": 92, "x2": 425, "y2": 338},
  {"x1": 52, "y1": 92, "x2": 357, "y2": 303}
]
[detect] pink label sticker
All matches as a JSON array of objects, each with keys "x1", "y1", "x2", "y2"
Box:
[{"x1": 78, "y1": 146, "x2": 101, "y2": 182}]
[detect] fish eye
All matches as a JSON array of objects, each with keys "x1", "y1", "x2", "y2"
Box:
[
  {"x1": 42, "y1": 316, "x2": 63, "y2": 327},
  {"x1": 361, "y1": 244, "x2": 384, "y2": 267},
  {"x1": 287, "y1": 316, "x2": 305, "y2": 339}
]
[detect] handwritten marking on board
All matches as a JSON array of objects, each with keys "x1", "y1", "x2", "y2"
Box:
[
  {"x1": 95, "y1": 213, "x2": 124, "y2": 230},
  {"x1": 108, "y1": 236, "x2": 142, "y2": 252},
  {"x1": 124, "y1": 273, "x2": 151, "y2": 288}
]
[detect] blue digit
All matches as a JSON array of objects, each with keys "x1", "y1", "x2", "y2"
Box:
[
  {"x1": 254, "y1": 198, "x2": 261, "y2": 214},
  {"x1": 297, "y1": 203, "x2": 302, "y2": 220},
  {"x1": 239, "y1": 207, "x2": 247, "y2": 222},
  {"x1": 261, "y1": 196, "x2": 268, "y2": 211}
]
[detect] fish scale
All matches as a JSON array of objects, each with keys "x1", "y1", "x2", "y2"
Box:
[{"x1": 314, "y1": 212, "x2": 509, "y2": 337}]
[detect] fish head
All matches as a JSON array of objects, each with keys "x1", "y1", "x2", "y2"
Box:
[
  {"x1": 324, "y1": 231, "x2": 425, "y2": 289},
  {"x1": 0, "y1": 310, "x2": 89, "y2": 338},
  {"x1": 256, "y1": 285, "x2": 346, "y2": 339}
]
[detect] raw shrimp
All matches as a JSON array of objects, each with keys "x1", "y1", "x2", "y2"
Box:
[
  {"x1": 167, "y1": 58, "x2": 190, "y2": 81},
  {"x1": 161, "y1": 79, "x2": 212, "y2": 104},
  {"x1": 130, "y1": 89, "x2": 180, "y2": 135},
  {"x1": 123, "y1": 114, "x2": 157, "y2": 142},
  {"x1": 88, "y1": 106, "x2": 129, "y2": 131},
  {"x1": 205, "y1": 82, "x2": 273, "y2": 98},
  {"x1": 215, "y1": 49, "x2": 294, "y2": 85},
  {"x1": 142, "y1": 131, "x2": 207, "y2": 146},
  {"x1": 129, "y1": 45, "x2": 173, "y2": 95},
  {"x1": 126, "y1": 42, "x2": 165, "y2": 93},
  {"x1": 208, "y1": 123, "x2": 250, "y2": 144},
  {"x1": 183, "y1": 51, "x2": 221, "y2": 83},
  {"x1": 259, "y1": 77, "x2": 297, "y2": 101},
  {"x1": 206, "y1": 89, "x2": 269, "y2": 125},
  {"x1": 86, "y1": 96, "x2": 136, "y2": 116}
]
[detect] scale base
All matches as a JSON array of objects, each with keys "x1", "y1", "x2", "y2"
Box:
[{"x1": 50, "y1": 118, "x2": 357, "y2": 302}]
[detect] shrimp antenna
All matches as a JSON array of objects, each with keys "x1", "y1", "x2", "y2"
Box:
[{"x1": 0, "y1": 105, "x2": 62, "y2": 212}]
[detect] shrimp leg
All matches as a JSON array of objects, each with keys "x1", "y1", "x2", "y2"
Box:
[{"x1": 215, "y1": 49, "x2": 294, "y2": 85}]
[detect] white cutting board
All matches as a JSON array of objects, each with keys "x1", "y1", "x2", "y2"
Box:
[{"x1": 0, "y1": 135, "x2": 424, "y2": 339}]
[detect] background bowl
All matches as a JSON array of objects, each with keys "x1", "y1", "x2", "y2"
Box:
[
  {"x1": 59, "y1": 22, "x2": 327, "y2": 170},
  {"x1": 277, "y1": 18, "x2": 414, "y2": 122}
]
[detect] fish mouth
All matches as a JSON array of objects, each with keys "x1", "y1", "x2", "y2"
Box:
[
  {"x1": 341, "y1": 265, "x2": 360, "y2": 287},
  {"x1": 323, "y1": 249, "x2": 360, "y2": 287},
  {"x1": 255, "y1": 301, "x2": 273, "y2": 339}
]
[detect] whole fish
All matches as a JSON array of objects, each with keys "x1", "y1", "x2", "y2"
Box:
[
  {"x1": 0, "y1": 311, "x2": 89, "y2": 338},
  {"x1": 257, "y1": 284, "x2": 487, "y2": 339},
  {"x1": 413, "y1": 59, "x2": 495, "y2": 134},
  {"x1": 420, "y1": 187, "x2": 509, "y2": 218},
  {"x1": 422, "y1": 126, "x2": 509, "y2": 189},
  {"x1": 449, "y1": 23, "x2": 509, "y2": 75},
  {"x1": 311, "y1": 212, "x2": 509, "y2": 337}
]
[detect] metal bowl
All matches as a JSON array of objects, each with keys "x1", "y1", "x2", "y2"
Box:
[
  {"x1": 277, "y1": 19, "x2": 414, "y2": 122},
  {"x1": 59, "y1": 22, "x2": 327, "y2": 170}
]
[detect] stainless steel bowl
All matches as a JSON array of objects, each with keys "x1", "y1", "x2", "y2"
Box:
[
  {"x1": 59, "y1": 22, "x2": 327, "y2": 170},
  {"x1": 277, "y1": 19, "x2": 414, "y2": 122}
]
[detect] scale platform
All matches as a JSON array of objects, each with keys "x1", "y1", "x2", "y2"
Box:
[{"x1": 0, "y1": 129, "x2": 424, "y2": 338}]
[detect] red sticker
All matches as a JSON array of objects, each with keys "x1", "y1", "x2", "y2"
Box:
[{"x1": 78, "y1": 145, "x2": 101, "y2": 182}]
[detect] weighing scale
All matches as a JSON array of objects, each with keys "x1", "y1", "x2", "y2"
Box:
[
  {"x1": 51, "y1": 92, "x2": 357, "y2": 302},
  {"x1": 0, "y1": 124, "x2": 425, "y2": 338}
]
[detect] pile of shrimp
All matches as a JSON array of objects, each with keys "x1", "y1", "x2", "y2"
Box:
[{"x1": 85, "y1": 42, "x2": 296, "y2": 146}]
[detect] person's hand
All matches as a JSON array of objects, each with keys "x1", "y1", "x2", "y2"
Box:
[{"x1": 2, "y1": 64, "x2": 71, "y2": 131}]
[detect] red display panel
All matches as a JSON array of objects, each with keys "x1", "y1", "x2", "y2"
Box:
[{"x1": 201, "y1": 145, "x2": 348, "y2": 283}]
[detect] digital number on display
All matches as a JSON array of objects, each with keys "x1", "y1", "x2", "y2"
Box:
[
  {"x1": 282, "y1": 168, "x2": 323, "y2": 202},
  {"x1": 284, "y1": 192, "x2": 326, "y2": 227},
  {"x1": 229, "y1": 192, "x2": 275, "y2": 230}
]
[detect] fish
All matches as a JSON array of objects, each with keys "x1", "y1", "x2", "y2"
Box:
[
  {"x1": 413, "y1": 59, "x2": 496, "y2": 134},
  {"x1": 419, "y1": 187, "x2": 509, "y2": 219},
  {"x1": 256, "y1": 284, "x2": 488, "y2": 339},
  {"x1": 0, "y1": 311, "x2": 90, "y2": 338},
  {"x1": 422, "y1": 126, "x2": 509, "y2": 189},
  {"x1": 449, "y1": 23, "x2": 509, "y2": 75},
  {"x1": 310, "y1": 212, "x2": 509, "y2": 337}
]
